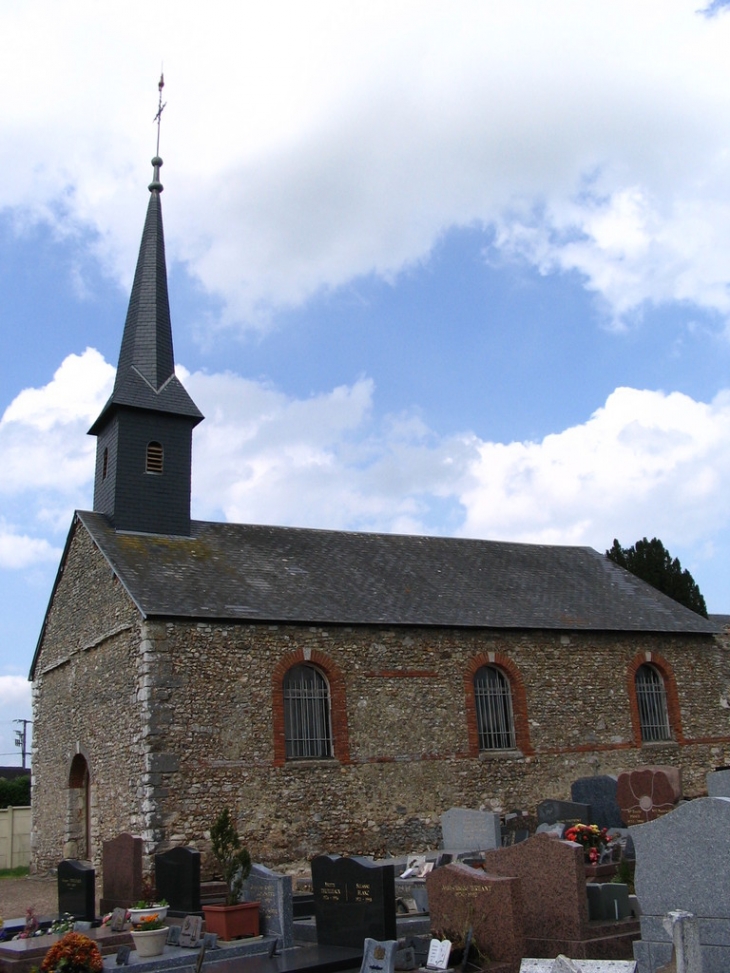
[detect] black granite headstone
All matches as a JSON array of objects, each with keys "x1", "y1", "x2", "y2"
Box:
[
  {"x1": 154, "y1": 846, "x2": 201, "y2": 912},
  {"x1": 570, "y1": 775, "x2": 624, "y2": 829},
  {"x1": 57, "y1": 859, "x2": 95, "y2": 921},
  {"x1": 312, "y1": 854, "x2": 396, "y2": 948},
  {"x1": 536, "y1": 799, "x2": 591, "y2": 827}
]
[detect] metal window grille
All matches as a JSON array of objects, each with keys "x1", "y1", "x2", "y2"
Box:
[
  {"x1": 146, "y1": 441, "x2": 164, "y2": 474},
  {"x1": 474, "y1": 666, "x2": 515, "y2": 750},
  {"x1": 635, "y1": 664, "x2": 671, "y2": 742},
  {"x1": 283, "y1": 664, "x2": 333, "y2": 759}
]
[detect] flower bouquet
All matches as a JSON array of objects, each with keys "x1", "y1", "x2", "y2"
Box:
[
  {"x1": 40, "y1": 932, "x2": 103, "y2": 973},
  {"x1": 564, "y1": 823, "x2": 612, "y2": 863}
]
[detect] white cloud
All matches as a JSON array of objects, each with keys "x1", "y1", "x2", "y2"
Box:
[
  {"x1": 0, "y1": 2, "x2": 729, "y2": 328},
  {"x1": 0, "y1": 676, "x2": 32, "y2": 710},
  {"x1": 0, "y1": 526, "x2": 60, "y2": 569}
]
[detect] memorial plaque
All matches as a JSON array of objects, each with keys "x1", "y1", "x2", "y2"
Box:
[
  {"x1": 167, "y1": 925, "x2": 181, "y2": 946},
  {"x1": 109, "y1": 908, "x2": 127, "y2": 932},
  {"x1": 180, "y1": 913, "x2": 203, "y2": 947},
  {"x1": 360, "y1": 938, "x2": 398, "y2": 973},
  {"x1": 115, "y1": 946, "x2": 131, "y2": 966},
  {"x1": 58, "y1": 859, "x2": 96, "y2": 921},
  {"x1": 242, "y1": 863, "x2": 294, "y2": 949},
  {"x1": 312, "y1": 854, "x2": 396, "y2": 948},
  {"x1": 155, "y1": 846, "x2": 201, "y2": 912}
]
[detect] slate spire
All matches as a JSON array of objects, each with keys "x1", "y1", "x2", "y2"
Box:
[{"x1": 89, "y1": 154, "x2": 203, "y2": 536}]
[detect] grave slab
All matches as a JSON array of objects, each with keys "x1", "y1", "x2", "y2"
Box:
[
  {"x1": 242, "y1": 864, "x2": 294, "y2": 949},
  {"x1": 537, "y1": 801, "x2": 592, "y2": 828},
  {"x1": 571, "y1": 777, "x2": 623, "y2": 830},
  {"x1": 312, "y1": 854, "x2": 396, "y2": 949},
  {"x1": 426, "y1": 862, "x2": 524, "y2": 973},
  {"x1": 616, "y1": 767, "x2": 681, "y2": 827},
  {"x1": 439, "y1": 808, "x2": 501, "y2": 852},
  {"x1": 101, "y1": 833, "x2": 144, "y2": 913}
]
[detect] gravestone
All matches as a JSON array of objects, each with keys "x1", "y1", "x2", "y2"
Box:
[
  {"x1": 706, "y1": 768, "x2": 730, "y2": 798},
  {"x1": 427, "y1": 862, "x2": 524, "y2": 973},
  {"x1": 58, "y1": 859, "x2": 96, "y2": 921},
  {"x1": 630, "y1": 796, "x2": 730, "y2": 973},
  {"x1": 360, "y1": 938, "x2": 398, "y2": 973},
  {"x1": 155, "y1": 846, "x2": 201, "y2": 912},
  {"x1": 312, "y1": 854, "x2": 396, "y2": 948},
  {"x1": 109, "y1": 908, "x2": 127, "y2": 932},
  {"x1": 100, "y1": 832, "x2": 144, "y2": 913},
  {"x1": 440, "y1": 807, "x2": 502, "y2": 851},
  {"x1": 616, "y1": 766, "x2": 681, "y2": 826},
  {"x1": 242, "y1": 863, "x2": 294, "y2": 948},
  {"x1": 480, "y1": 834, "x2": 588, "y2": 948},
  {"x1": 179, "y1": 913, "x2": 203, "y2": 948},
  {"x1": 571, "y1": 776, "x2": 624, "y2": 830},
  {"x1": 537, "y1": 800, "x2": 592, "y2": 828}
]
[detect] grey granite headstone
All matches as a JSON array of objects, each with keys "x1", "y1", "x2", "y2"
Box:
[
  {"x1": 706, "y1": 769, "x2": 730, "y2": 799},
  {"x1": 631, "y1": 797, "x2": 730, "y2": 973},
  {"x1": 537, "y1": 800, "x2": 592, "y2": 827},
  {"x1": 360, "y1": 938, "x2": 398, "y2": 973},
  {"x1": 571, "y1": 776, "x2": 624, "y2": 830},
  {"x1": 440, "y1": 807, "x2": 501, "y2": 850},
  {"x1": 242, "y1": 863, "x2": 294, "y2": 949}
]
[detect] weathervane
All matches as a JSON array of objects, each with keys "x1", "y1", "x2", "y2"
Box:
[{"x1": 150, "y1": 73, "x2": 166, "y2": 192}]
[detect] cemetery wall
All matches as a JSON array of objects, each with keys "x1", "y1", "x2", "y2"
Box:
[{"x1": 31, "y1": 524, "x2": 730, "y2": 871}]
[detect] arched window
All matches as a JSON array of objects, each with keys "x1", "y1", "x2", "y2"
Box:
[
  {"x1": 146, "y1": 441, "x2": 164, "y2": 474},
  {"x1": 474, "y1": 665, "x2": 515, "y2": 750},
  {"x1": 283, "y1": 664, "x2": 332, "y2": 759},
  {"x1": 635, "y1": 664, "x2": 671, "y2": 742}
]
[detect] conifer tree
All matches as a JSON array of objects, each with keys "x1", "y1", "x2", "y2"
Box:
[{"x1": 606, "y1": 537, "x2": 708, "y2": 617}]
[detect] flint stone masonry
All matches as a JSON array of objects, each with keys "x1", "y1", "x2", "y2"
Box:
[{"x1": 30, "y1": 520, "x2": 730, "y2": 872}]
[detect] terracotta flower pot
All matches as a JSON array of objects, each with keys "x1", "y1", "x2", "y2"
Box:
[
  {"x1": 202, "y1": 902, "x2": 259, "y2": 940},
  {"x1": 131, "y1": 927, "x2": 168, "y2": 957}
]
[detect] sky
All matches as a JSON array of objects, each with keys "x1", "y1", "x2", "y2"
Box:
[{"x1": 2, "y1": 0, "x2": 730, "y2": 766}]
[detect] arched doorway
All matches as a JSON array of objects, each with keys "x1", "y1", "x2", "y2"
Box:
[{"x1": 66, "y1": 754, "x2": 91, "y2": 860}]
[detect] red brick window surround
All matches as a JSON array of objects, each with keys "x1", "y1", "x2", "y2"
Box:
[
  {"x1": 464, "y1": 653, "x2": 532, "y2": 757},
  {"x1": 627, "y1": 652, "x2": 684, "y2": 746},
  {"x1": 272, "y1": 649, "x2": 351, "y2": 767}
]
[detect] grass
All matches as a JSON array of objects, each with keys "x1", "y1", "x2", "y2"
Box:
[{"x1": 0, "y1": 866, "x2": 30, "y2": 879}]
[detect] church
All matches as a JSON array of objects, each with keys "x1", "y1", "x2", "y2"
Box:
[{"x1": 29, "y1": 155, "x2": 729, "y2": 874}]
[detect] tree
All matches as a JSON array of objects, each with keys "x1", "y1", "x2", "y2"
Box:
[
  {"x1": 0, "y1": 774, "x2": 31, "y2": 808},
  {"x1": 606, "y1": 537, "x2": 708, "y2": 617}
]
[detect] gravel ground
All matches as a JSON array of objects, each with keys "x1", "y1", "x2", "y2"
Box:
[{"x1": 0, "y1": 874, "x2": 59, "y2": 924}]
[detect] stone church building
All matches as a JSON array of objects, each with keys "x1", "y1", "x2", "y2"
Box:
[{"x1": 29, "y1": 157, "x2": 729, "y2": 873}]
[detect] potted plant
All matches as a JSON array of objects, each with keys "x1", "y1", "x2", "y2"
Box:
[
  {"x1": 202, "y1": 808, "x2": 258, "y2": 940},
  {"x1": 127, "y1": 879, "x2": 169, "y2": 925},
  {"x1": 129, "y1": 912, "x2": 169, "y2": 958}
]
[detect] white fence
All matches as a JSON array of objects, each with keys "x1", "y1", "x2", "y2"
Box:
[{"x1": 0, "y1": 805, "x2": 31, "y2": 869}]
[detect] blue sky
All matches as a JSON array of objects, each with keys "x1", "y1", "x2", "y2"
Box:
[{"x1": 2, "y1": 0, "x2": 730, "y2": 765}]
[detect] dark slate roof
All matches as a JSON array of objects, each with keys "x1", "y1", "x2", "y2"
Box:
[
  {"x1": 89, "y1": 180, "x2": 202, "y2": 434},
  {"x1": 76, "y1": 510, "x2": 717, "y2": 634}
]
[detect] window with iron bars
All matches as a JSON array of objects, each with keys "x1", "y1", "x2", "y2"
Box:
[
  {"x1": 283, "y1": 664, "x2": 333, "y2": 759},
  {"x1": 474, "y1": 665, "x2": 516, "y2": 750},
  {"x1": 635, "y1": 663, "x2": 671, "y2": 742}
]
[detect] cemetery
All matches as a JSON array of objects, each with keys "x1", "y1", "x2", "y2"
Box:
[{"x1": 3, "y1": 764, "x2": 728, "y2": 973}]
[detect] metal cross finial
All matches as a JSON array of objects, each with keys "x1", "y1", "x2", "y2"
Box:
[
  {"x1": 154, "y1": 72, "x2": 166, "y2": 156},
  {"x1": 149, "y1": 73, "x2": 166, "y2": 192}
]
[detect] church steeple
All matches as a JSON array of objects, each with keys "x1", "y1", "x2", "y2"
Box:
[{"x1": 89, "y1": 153, "x2": 203, "y2": 536}]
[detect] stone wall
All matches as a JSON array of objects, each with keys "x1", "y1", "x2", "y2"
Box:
[{"x1": 31, "y1": 520, "x2": 730, "y2": 873}]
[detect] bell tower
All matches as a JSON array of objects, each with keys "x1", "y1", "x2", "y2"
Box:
[{"x1": 88, "y1": 153, "x2": 203, "y2": 535}]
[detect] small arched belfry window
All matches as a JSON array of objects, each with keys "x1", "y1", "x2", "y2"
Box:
[
  {"x1": 474, "y1": 665, "x2": 516, "y2": 750},
  {"x1": 635, "y1": 663, "x2": 671, "y2": 742},
  {"x1": 145, "y1": 441, "x2": 164, "y2": 474},
  {"x1": 283, "y1": 664, "x2": 332, "y2": 759}
]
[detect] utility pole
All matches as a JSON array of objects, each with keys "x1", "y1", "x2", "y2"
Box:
[{"x1": 13, "y1": 719, "x2": 32, "y2": 769}]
